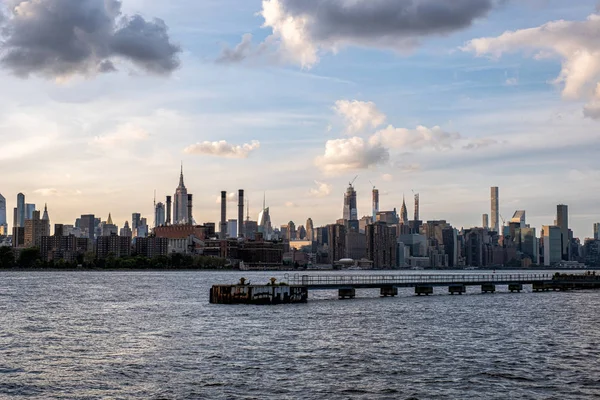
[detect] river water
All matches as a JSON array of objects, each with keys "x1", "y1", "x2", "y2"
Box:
[{"x1": 0, "y1": 270, "x2": 598, "y2": 399}]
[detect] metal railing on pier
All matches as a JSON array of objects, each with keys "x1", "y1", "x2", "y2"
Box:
[{"x1": 287, "y1": 273, "x2": 551, "y2": 289}]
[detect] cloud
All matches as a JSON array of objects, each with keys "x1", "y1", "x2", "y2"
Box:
[
  {"x1": 371, "y1": 125, "x2": 462, "y2": 150},
  {"x1": 505, "y1": 77, "x2": 518, "y2": 86},
  {"x1": 246, "y1": 0, "x2": 499, "y2": 68},
  {"x1": 395, "y1": 163, "x2": 421, "y2": 172},
  {"x1": 183, "y1": 140, "x2": 260, "y2": 158},
  {"x1": 309, "y1": 180, "x2": 332, "y2": 197},
  {"x1": 0, "y1": 0, "x2": 180, "y2": 79},
  {"x1": 381, "y1": 173, "x2": 394, "y2": 182},
  {"x1": 93, "y1": 124, "x2": 149, "y2": 147},
  {"x1": 334, "y1": 100, "x2": 386, "y2": 135},
  {"x1": 462, "y1": 13, "x2": 600, "y2": 118},
  {"x1": 315, "y1": 137, "x2": 389, "y2": 173},
  {"x1": 463, "y1": 138, "x2": 500, "y2": 150},
  {"x1": 285, "y1": 201, "x2": 298, "y2": 208},
  {"x1": 33, "y1": 188, "x2": 82, "y2": 197}
]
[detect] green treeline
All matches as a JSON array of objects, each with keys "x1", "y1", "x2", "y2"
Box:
[{"x1": 0, "y1": 246, "x2": 230, "y2": 270}]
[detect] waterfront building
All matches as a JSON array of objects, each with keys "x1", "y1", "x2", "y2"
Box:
[
  {"x1": 366, "y1": 222, "x2": 397, "y2": 269},
  {"x1": 327, "y1": 224, "x2": 346, "y2": 265},
  {"x1": 491, "y1": 187, "x2": 499, "y2": 233},
  {"x1": 346, "y1": 230, "x2": 367, "y2": 260},
  {"x1": 41, "y1": 234, "x2": 90, "y2": 263},
  {"x1": 173, "y1": 166, "x2": 189, "y2": 225},
  {"x1": 542, "y1": 225, "x2": 562, "y2": 266},
  {"x1": 556, "y1": 204, "x2": 570, "y2": 261},
  {"x1": 96, "y1": 234, "x2": 131, "y2": 259},
  {"x1": 134, "y1": 237, "x2": 168, "y2": 258}
]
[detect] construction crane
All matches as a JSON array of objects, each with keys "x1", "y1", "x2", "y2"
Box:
[
  {"x1": 349, "y1": 175, "x2": 358, "y2": 187},
  {"x1": 369, "y1": 180, "x2": 375, "y2": 190}
]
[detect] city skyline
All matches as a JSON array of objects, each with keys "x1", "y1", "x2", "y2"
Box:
[
  {"x1": 1, "y1": 177, "x2": 598, "y2": 240},
  {"x1": 1, "y1": 1, "x2": 599, "y2": 239}
]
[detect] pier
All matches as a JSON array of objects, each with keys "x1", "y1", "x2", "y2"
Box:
[{"x1": 209, "y1": 272, "x2": 600, "y2": 304}]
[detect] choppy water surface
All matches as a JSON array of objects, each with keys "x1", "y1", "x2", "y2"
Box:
[{"x1": 1, "y1": 270, "x2": 599, "y2": 399}]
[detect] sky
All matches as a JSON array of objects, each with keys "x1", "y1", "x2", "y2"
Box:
[{"x1": 1, "y1": 0, "x2": 600, "y2": 238}]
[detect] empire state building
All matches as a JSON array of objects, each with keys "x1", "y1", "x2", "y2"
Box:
[{"x1": 174, "y1": 166, "x2": 189, "y2": 224}]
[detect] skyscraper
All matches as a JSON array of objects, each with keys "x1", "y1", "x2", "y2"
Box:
[
  {"x1": 594, "y1": 223, "x2": 600, "y2": 240},
  {"x1": 482, "y1": 214, "x2": 489, "y2": 229},
  {"x1": 400, "y1": 196, "x2": 408, "y2": 224},
  {"x1": 556, "y1": 204, "x2": 569, "y2": 260},
  {"x1": 490, "y1": 187, "x2": 499, "y2": 233},
  {"x1": 258, "y1": 194, "x2": 272, "y2": 239},
  {"x1": 80, "y1": 214, "x2": 96, "y2": 241},
  {"x1": 16, "y1": 193, "x2": 25, "y2": 228},
  {"x1": 173, "y1": 165, "x2": 189, "y2": 225},
  {"x1": 542, "y1": 225, "x2": 562, "y2": 266},
  {"x1": 306, "y1": 218, "x2": 314, "y2": 242},
  {"x1": 343, "y1": 183, "x2": 358, "y2": 231},
  {"x1": 155, "y1": 202, "x2": 166, "y2": 227},
  {"x1": 132, "y1": 213, "x2": 141, "y2": 231},
  {"x1": 0, "y1": 193, "x2": 7, "y2": 234},
  {"x1": 25, "y1": 203, "x2": 36, "y2": 220},
  {"x1": 413, "y1": 193, "x2": 420, "y2": 221},
  {"x1": 372, "y1": 188, "x2": 379, "y2": 223}
]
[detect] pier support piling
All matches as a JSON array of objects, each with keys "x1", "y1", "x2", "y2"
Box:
[
  {"x1": 481, "y1": 284, "x2": 496, "y2": 294},
  {"x1": 449, "y1": 285, "x2": 466, "y2": 295},
  {"x1": 339, "y1": 288, "x2": 356, "y2": 299},
  {"x1": 415, "y1": 286, "x2": 433, "y2": 296},
  {"x1": 509, "y1": 283, "x2": 523, "y2": 293},
  {"x1": 380, "y1": 287, "x2": 398, "y2": 297}
]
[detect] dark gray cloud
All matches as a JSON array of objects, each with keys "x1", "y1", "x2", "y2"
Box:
[
  {"x1": 0, "y1": 0, "x2": 180, "y2": 78},
  {"x1": 221, "y1": 0, "x2": 501, "y2": 67},
  {"x1": 286, "y1": 0, "x2": 497, "y2": 41}
]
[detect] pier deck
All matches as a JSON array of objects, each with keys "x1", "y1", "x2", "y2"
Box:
[{"x1": 287, "y1": 273, "x2": 551, "y2": 290}]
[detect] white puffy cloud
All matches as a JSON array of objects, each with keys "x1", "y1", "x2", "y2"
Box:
[
  {"x1": 371, "y1": 125, "x2": 461, "y2": 150},
  {"x1": 93, "y1": 124, "x2": 149, "y2": 147},
  {"x1": 184, "y1": 140, "x2": 260, "y2": 158},
  {"x1": 315, "y1": 137, "x2": 389, "y2": 173},
  {"x1": 463, "y1": 13, "x2": 600, "y2": 118},
  {"x1": 334, "y1": 100, "x2": 386, "y2": 135},
  {"x1": 309, "y1": 180, "x2": 332, "y2": 197}
]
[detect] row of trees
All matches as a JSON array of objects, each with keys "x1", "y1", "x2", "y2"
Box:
[{"x1": 0, "y1": 246, "x2": 230, "y2": 270}]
